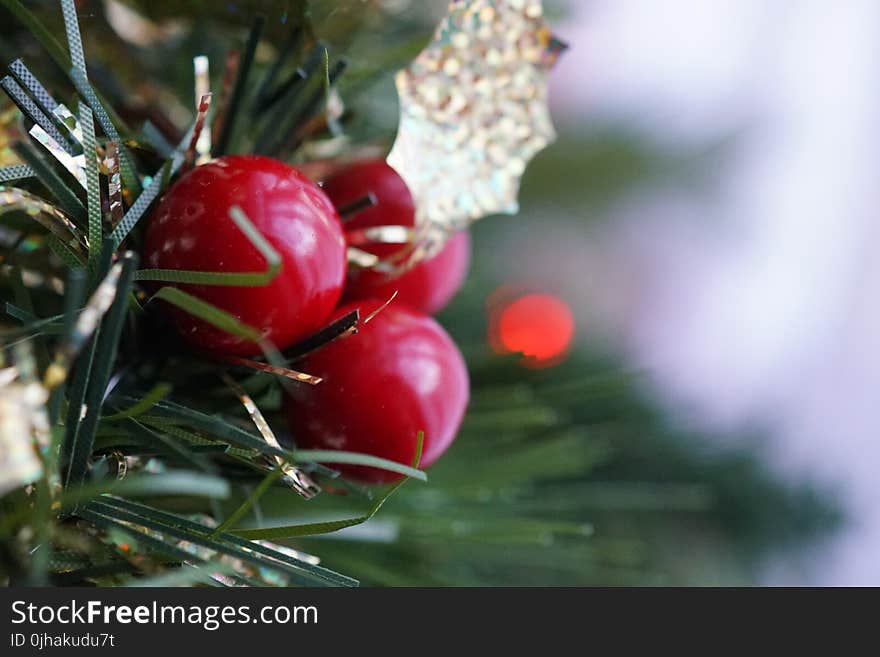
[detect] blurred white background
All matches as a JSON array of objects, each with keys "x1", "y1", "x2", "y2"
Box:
[{"x1": 540, "y1": 0, "x2": 880, "y2": 584}]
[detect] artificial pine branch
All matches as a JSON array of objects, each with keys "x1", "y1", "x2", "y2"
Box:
[{"x1": 0, "y1": 1, "x2": 838, "y2": 589}]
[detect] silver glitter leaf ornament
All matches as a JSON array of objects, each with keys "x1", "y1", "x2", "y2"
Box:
[{"x1": 386, "y1": 0, "x2": 562, "y2": 265}]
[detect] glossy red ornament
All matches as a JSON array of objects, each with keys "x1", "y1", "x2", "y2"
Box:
[
  {"x1": 284, "y1": 298, "x2": 469, "y2": 483},
  {"x1": 322, "y1": 160, "x2": 471, "y2": 315},
  {"x1": 142, "y1": 155, "x2": 346, "y2": 356}
]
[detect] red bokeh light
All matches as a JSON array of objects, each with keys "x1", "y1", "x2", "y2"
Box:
[{"x1": 489, "y1": 292, "x2": 575, "y2": 368}]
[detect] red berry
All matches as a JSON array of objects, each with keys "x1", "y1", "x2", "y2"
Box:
[
  {"x1": 143, "y1": 155, "x2": 346, "y2": 356},
  {"x1": 284, "y1": 298, "x2": 469, "y2": 483},
  {"x1": 322, "y1": 160, "x2": 471, "y2": 315}
]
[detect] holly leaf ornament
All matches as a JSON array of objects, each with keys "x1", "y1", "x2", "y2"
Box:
[{"x1": 386, "y1": 0, "x2": 564, "y2": 265}]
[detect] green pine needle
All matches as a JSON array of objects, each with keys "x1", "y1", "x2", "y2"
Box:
[
  {"x1": 212, "y1": 464, "x2": 285, "y2": 536},
  {"x1": 102, "y1": 383, "x2": 173, "y2": 421},
  {"x1": 63, "y1": 252, "x2": 138, "y2": 491},
  {"x1": 232, "y1": 434, "x2": 425, "y2": 540}
]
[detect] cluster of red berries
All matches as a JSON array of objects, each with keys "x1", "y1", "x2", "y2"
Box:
[{"x1": 142, "y1": 155, "x2": 470, "y2": 482}]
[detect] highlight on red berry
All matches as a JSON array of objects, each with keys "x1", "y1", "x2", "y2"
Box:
[
  {"x1": 322, "y1": 159, "x2": 471, "y2": 315},
  {"x1": 142, "y1": 155, "x2": 347, "y2": 356},
  {"x1": 284, "y1": 298, "x2": 470, "y2": 483}
]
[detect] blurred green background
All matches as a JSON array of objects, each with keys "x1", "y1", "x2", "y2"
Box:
[{"x1": 0, "y1": 0, "x2": 841, "y2": 585}]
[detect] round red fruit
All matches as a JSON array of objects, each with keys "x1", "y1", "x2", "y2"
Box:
[
  {"x1": 322, "y1": 160, "x2": 471, "y2": 315},
  {"x1": 142, "y1": 155, "x2": 346, "y2": 356},
  {"x1": 284, "y1": 298, "x2": 469, "y2": 483}
]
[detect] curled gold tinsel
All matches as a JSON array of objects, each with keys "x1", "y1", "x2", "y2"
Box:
[
  {"x1": 183, "y1": 93, "x2": 212, "y2": 170},
  {"x1": 104, "y1": 141, "x2": 124, "y2": 230},
  {"x1": 0, "y1": 187, "x2": 89, "y2": 261},
  {"x1": 386, "y1": 0, "x2": 559, "y2": 266},
  {"x1": 29, "y1": 124, "x2": 87, "y2": 188},
  {"x1": 193, "y1": 56, "x2": 212, "y2": 165},
  {"x1": 109, "y1": 513, "x2": 322, "y2": 587},
  {"x1": 220, "y1": 373, "x2": 320, "y2": 500}
]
